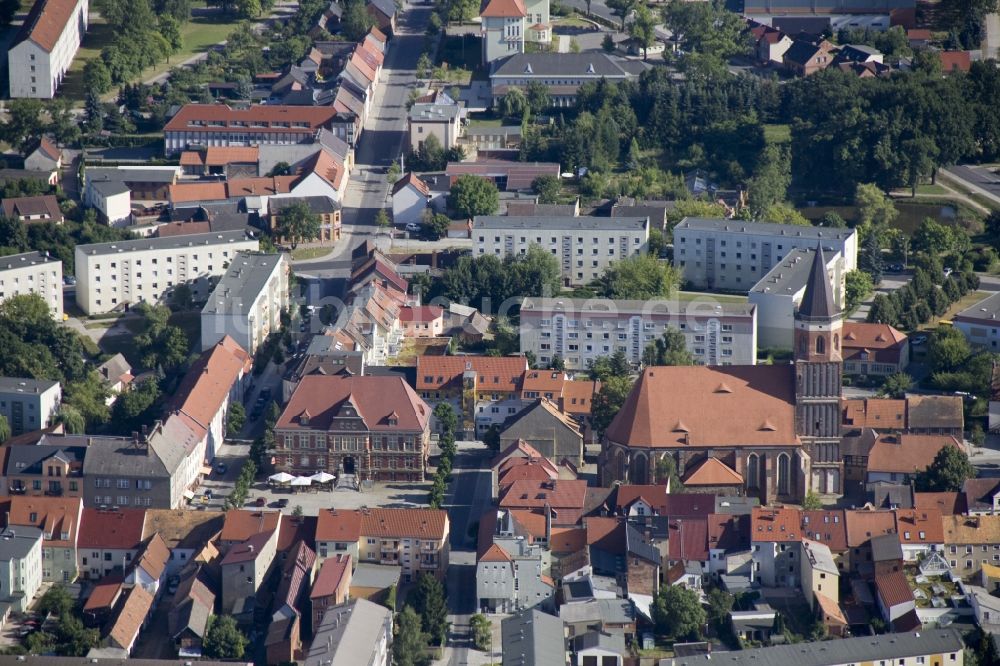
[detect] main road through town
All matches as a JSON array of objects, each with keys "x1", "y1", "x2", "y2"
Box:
[{"x1": 293, "y1": 3, "x2": 434, "y2": 277}]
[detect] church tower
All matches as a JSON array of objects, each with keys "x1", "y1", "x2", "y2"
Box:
[{"x1": 794, "y1": 244, "x2": 844, "y2": 496}]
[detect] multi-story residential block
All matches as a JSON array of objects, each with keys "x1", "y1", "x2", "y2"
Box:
[
  {"x1": 519, "y1": 296, "x2": 758, "y2": 370},
  {"x1": 5, "y1": 439, "x2": 85, "y2": 497},
  {"x1": 77, "y1": 507, "x2": 146, "y2": 580},
  {"x1": 749, "y1": 247, "x2": 843, "y2": 349},
  {"x1": 74, "y1": 230, "x2": 259, "y2": 315},
  {"x1": 408, "y1": 102, "x2": 463, "y2": 151},
  {"x1": 894, "y1": 508, "x2": 943, "y2": 562},
  {"x1": 201, "y1": 252, "x2": 289, "y2": 355},
  {"x1": 954, "y1": 291, "x2": 1000, "y2": 350},
  {"x1": 750, "y1": 507, "x2": 801, "y2": 587},
  {"x1": 274, "y1": 375, "x2": 431, "y2": 483},
  {"x1": 0, "y1": 251, "x2": 63, "y2": 319},
  {"x1": 163, "y1": 104, "x2": 342, "y2": 156},
  {"x1": 473, "y1": 216, "x2": 649, "y2": 287},
  {"x1": 480, "y1": 0, "x2": 550, "y2": 63},
  {"x1": 314, "y1": 507, "x2": 449, "y2": 584},
  {"x1": 0, "y1": 377, "x2": 61, "y2": 436},
  {"x1": 416, "y1": 355, "x2": 529, "y2": 437},
  {"x1": 490, "y1": 53, "x2": 636, "y2": 107},
  {"x1": 304, "y1": 598, "x2": 393, "y2": 666},
  {"x1": 0, "y1": 526, "x2": 43, "y2": 613},
  {"x1": 668, "y1": 628, "x2": 964, "y2": 666},
  {"x1": 673, "y1": 217, "x2": 857, "y2": 292},
  {"x1": 7, "y1": 0, "x2": 88, "y2": 98},
  {"x1": 7, "y1": 495, "x2": 82, "y2": 583}
]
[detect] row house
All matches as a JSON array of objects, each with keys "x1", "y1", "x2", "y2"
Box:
[
  {"x1": 314, "y1": 507, "x2": 449, "y2": 584},
  {"x1": 842, "y1": 395, "x2": 964, "y2": 439},
  {"x1": 7, "y1": 495, "x2": 82, "y2": 583},
  {"x1": 942, "y1": 514, "x2": 1000, "y2": 580},
  {"x1": 77, "y1": 507, "x2": 146, "y2": 580},
  {"x1": 219, "y1": 511, "x2": 281, "y2": 615},
  {"x1": 491, "y1": 439, "x2": 577, "y2": 499}
]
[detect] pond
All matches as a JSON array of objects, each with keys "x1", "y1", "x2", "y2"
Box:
[{"x1": 800, "y1": 202, "x2": 960, "y2": 237}]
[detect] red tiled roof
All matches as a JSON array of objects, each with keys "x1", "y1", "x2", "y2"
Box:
[
  {"x1": 108, "y1": 585, "x2": 153, "y2": 650},
  {"x1": 221, "y1": 530, "x2": 275, "y2": 565},
  {"x1": 491, "y1": 439, "x2": 546, "y2": 469},
  {"x1": 707, "y1": 513, "x2": 750, "y2": 552},
  {"x1": 36, "y1": 137, "x2": 60, "y2": 161},
  {"x1": 311, "y1": 553, "x2": 352, "y2": 599},
  {"x1": 219, "y1": 509, "x2": 281, "y2": 543},
  {"x1": 521, "y1": 370, "x2": 567, "y2": 397},
  {"x1": 392, "y1": 172, "x2": 430, "y2": 197},
  {"x1": 895, "y1": 508, "x2": 944, "y2": 544},
  {"x1": 479, "y1": 543, "x2": 512, "y2": 563},
  {"x1": 681, "y1": 457, "x2": 743, "y2": 486},
  {"x1": 607, "y1": 366, "x2": 798, "y2": 449},
  {"x1": 83, "y1": 574, "x2": 124, "y2": 612},
  {"x1": 550, "y1": 527, "x2": 586, "y2": 554},
  {"x1": 914, "y1": 491, "x2": 964, "y2": 516},
  {"x1": 842, "y1": 322, "x2": 907, "y2": 348},
  {"x1": 302, "y1": 148, "x2": 346, "y2": 191},
  {"x1": 416, "y1": 356, "x2": 528, "y2": 393},
  {"x1": 801, "y1": 510, "x2": 848, "y2": 552},
  {"x1": 171, "y1": 336, "x2": 250, "y2": 431},
  {"x1": 316, "y1": 509, "x2": 363, "y2": 543},
  {"x1": 164, "y1": 104, "x2": 339, "y2": 133},
  {"x1": 14, "y1": 0, "x2": 81, "y2": 52},
  {"x1": 509, "y1": 509, "x2": 547, "y2": 539},
  {"x1": 201, "y1": 146, "x2": 260, "y2": 166},
  {"x1": 940, "y1": 50, "x2": 971, "y2": 73},
  {"x1": 8, "y1": 496, "x2": 81, "y2": 547},
  {"x1": 842, "y1": 398, "x2": 906, "y2": 430},
  {"x1": 316, "y1": 507, "x2": 448, "y2": 541},
  {"x1": 560, "y1": 380, "x2": 598, "y2": 417},
  {"x1": 277, "y1": 515, "x2": 316, "y2": 553},
  {"x1": 1, "y1": 195, "x2": 62, "y2": 221},
  {"x1": 751, "y1": 507, "x2": 802, "y2": 543},
  {"x1": 78, "y1": 508, "x2": 146, "y2": 550},
  {"x1": 875, "y1": 570, "x2": 913, "y2": 608},
  {"x1": 277, "y1": 375, "x2": 430, "y2": 432},
  {"x1": 845, "y1": 509, "x2": 896, "y2": 547},
  {"x1": 585, "y1": 516, "x2": 624, "y2": 550},
  {"x1": 498, "y1": 456, "x2": 559, "y2": 489},
  {"x1": 668, "y1": 517, "x2": 709, "y2": 562},
  {"x1": 868, "y1": 434, "x2": 960, "y2": 475},
  {"x1": 500, "y1": 479, "x2": 588, "y2": 510},
  {"x1": 400, "y1": 305, "x2": 444, "y2": 323},
  {"x1": 480, "y1": 0, "x2": 526, "y2": 18}
]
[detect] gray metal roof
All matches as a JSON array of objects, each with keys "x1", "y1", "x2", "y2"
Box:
[
  {"x1": 89, "y1": 180, "x2": 131, "y2": 197},
  {"x1": 0, "y1": 251, "x2": 60, "y2": 273},
  {"x1": 77, "y1": 230, "x2": 255, "y2": 257},
  {"x1": 955, "y1": 290, "x2": 1000, "y2": 322},
  {"x1": 572, "y1": 630, "x2": 625, "y2": 654},
  {"x1": 520, "y1": 296, "x2": 755, "y2": 318},
  {"x1": 492, "y1": 53, "x2": 631, "y2": 79},
  {"x1": 202, "y1": 252, "x2": 286, "y2": 316},
  {"x1": 409, "y1": 103, "x2": 462, "y2": 122},
  {"x1": 669, "y1": 629, "x2": 963, "y2": 666},
  {"x1": 87, "y1": 167, "x2": 179, "y2": 184},
  {"x1": 6, "y1": 444, "x2": 85, "y2": 476},
  {"x1": 559, "y1": 598, "x2": 634, "y2": 625},
  {"x1": 304, "y1": 598, "x2": 392, "y2": 666},
  {"x1": 80, "y1": 437, "x2": 171, "y2": 479},
  {"x1": 750, "y1": 247, "x2": 838, "y2": 296},
  {"x1": 674, "y1": 217, "x2": 855, "y2": 241},
  {"x1": 501, "y1": 608, "x2": 566, "y2": 666},
  {"x1": 0, "y1": 526, "x2": 42, "y2": 560},
  {"x1": 349, "y1": 562, "x2": 401, "y2": 588},
  {"x1": 473, "y1": 215, "x2": 647, "y2": 232},
  {"x1": 0, "y1": 376, "x2": 59, "y2": 394},
  {"x1": 271, "y1": 195, "x2": 341, "y2": 214}
]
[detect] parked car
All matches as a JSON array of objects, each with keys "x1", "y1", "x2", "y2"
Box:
[
  {"x1": 910, "y1": 334, "x2": 928, "y2": 346},
  {"x1": 888, "y1": 263, "x2": 904, "y2": 272},
  {"x1": 62, "y1": 275, "x2": 77, "y2": 286},
  {"x1": 214, "y1": 462, "x2": 227, "y2": 475},
  {"x1": 405, "y1": 223, "x2": 421, "y2": 233},
  {"x1": 255, "y1": 496, "x2": 267, "y2": 507},
  {"x1": 277, "y1": 498, "x2": 289, "y2": 508}
]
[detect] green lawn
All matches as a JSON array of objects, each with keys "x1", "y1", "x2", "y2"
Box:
[
  {"x1": 467, "y1": 118, "x2": 503, "y2": 128},
  {"x1": 916, "y1": 290, "x2": 989, "y2": 331},
  {"x1": 915, "y1": 184, "x2": 949, "y2": 195},
  {"x1": 60, "y1": 5, "x2": 241, "y2": 101},
  {"x1": 553, "y1": 15, "x2": 596, "y2": 28},
  {"x1": 763, "y1": 123, "x2": 791, "y2": 144},
  {"x1": 290, "y1": 247, "x2": 330, "y2": 261}
]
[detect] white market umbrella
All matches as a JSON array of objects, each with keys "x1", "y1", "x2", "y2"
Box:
[
  {"x1": 291, "y1": 476, "x2": 313, "y2": 487},
  {"x1": 269, "y1": 472, "x2": 295, "y2": 484},
  {"x1": 310, "y1": 471, "x2": 335, "y2": 483}
]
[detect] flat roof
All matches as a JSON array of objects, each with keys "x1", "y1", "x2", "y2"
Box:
[
  {"x1": 409, "y1": 103, "x2": 462, "y2": 121},
  {"x1": 749, "y1": 247, "x2": 838, "y2": 295},
  {"x1": 87, "y1": 167, "x2": 179, "y2": 184},
  {"x1": 77, "y1": 230, "x2": 255, "y2": 257},
  {"x1": 0, "y1": 251, "x2": 60, "y2": 273},
  {"x1": 473, "y1": 215, "x2": 647, "y2": 232},
  {"x1": 520, "y1": 296, "x2": 755, "y2": 318},
  {"x1": 0, "y1": 376, "x2": 59, "y2": 394},
  {"x1": 0, "y1": 526, "x2": 42, "y2": 559},
  {"x1": 202, "y1": 252, "x2": 286, "y2": 316},
  {"x1": 955, "y1": 291, "x2": 1000, "y2": 323},
  {"x1": 674, "y1": 217, "x2": 856, "y2": 241},
  {"x1": 670, "y1": 629, "x2": 962, "y2": 666}
]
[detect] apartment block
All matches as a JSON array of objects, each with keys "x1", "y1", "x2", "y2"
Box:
[
  {"x1": 0, "y1": 526, "x2": 43, "y2": 613},
  {"x1": 201, "y1": 252, "x2": 289, "y2": 355},
  {"x1": 7, "y1": 0, "x2": 88, "y2": 98},
  {"x1": 0, "y1": 377, "x2": 61, "y2": 436},
  {"x1": 673, "y1": 217, "x2": 857, "y2": 292},
  {"x1": 473, "y1": 216, "x2": 649, "y2": 287},
  {"x1": 519, "y1": 296, "x2": 757, "y2": 370},
  {"x1": 74, "y1": 231, "x2": 259, "y2": 315},
  {"x1": 0, "y1": 251, "x2": 63, "y2": 319}
]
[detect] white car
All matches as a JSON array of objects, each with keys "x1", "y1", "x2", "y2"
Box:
[{"x1": 405, "y1": 223, "x2": 421, "y2": 233}]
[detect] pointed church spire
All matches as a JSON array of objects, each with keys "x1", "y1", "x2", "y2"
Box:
[{"x1": 798, "y1": 243, "x2": 838, "y2": 320}]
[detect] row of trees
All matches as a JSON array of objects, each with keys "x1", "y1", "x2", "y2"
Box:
[
  {"x1": 393, "y1": 574, "x2": 449, "y2": 665},
  {"x1": 225, "y1": 459, "x2": 258, "y2": 509},
  {"x1": 428, "y1": 402, "x2": 458, "y2": 508},
  {"x1": 867, "y1": 268, "x2": 979, "y2": 331}
]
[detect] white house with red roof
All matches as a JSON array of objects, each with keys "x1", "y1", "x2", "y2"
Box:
[
  {"x1": 391, "y1": 172, "x2": 440, "y2": 227},
  {"x1": 480, "y1": 0, "x2": 550, "y2": 64},
  {"x1": 8, "y1": 0, "x2": 88, "y2": 98}
]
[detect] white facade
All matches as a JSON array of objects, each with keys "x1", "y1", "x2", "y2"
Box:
[
  {"x1": 87, "y1": 182, "x2": 132, "y2": 226},
  {"x1": 74, "y1": 231, "x2": 259, "y2": 315},
  {"x1": 749, "y1": 247, "x2": 845, "y2": 350},
  {"x1": 408, "y1": 103, "x2": 463, "y2": 151},
  {"x1": 954, "y1": 292, "x2": 1000, "y2": 351},
  {"x1": 8, "y1": 0, "x2": 88, "y2": 98},
  {"x1": 0, "y1": 251, "x2": 63, "y2": 319},
  {"x1": 201, "y1": 252, "x2": 290, "y2": 355},
  {"x1": 473, "y1": 216, "x2": 649, "y2": 287},
  {"x1": 0, "y1": 527, "x2": 43, "y2": 613},
  {"x1": 481, "y1": 0, "x2": 549, "y2": 64},
  {"x1": 392, "y1": 182, "x2": 428, "y2": 227},
  {"x1": 673, "y1": 218, "x2": 857, "y2": 292},
  {"x1": 520, "y1": 296, "x2": 758, "y2": 370},
  {"x1": 0, "y1": 377, "x2": 61, "y2": 436}
]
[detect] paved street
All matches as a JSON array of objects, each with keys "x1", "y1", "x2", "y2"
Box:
[
  {"x1": 294, "y1": 4, "x2": 434, "y2": 278},
  {"x1": 942, "y1": 165, "x2": 1000, "y2": 207}
]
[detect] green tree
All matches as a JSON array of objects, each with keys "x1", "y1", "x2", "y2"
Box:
[
  {"x1": 342, "y1": 0, "x2": 375, "y2": 40},
  {"x1": 376, "y1": 208, "x2": 391, "y2": 232},
  {"x1": 913, "y1": 217, "x2": 957, "y2": 256},
  {"x1": 532, "y1": 175, "x2": 561, "y2": 204},
  {"x1": 483, "y1": 424, "x2": 500, "y2": 450},
  {"x1": 915, "y1": 445, "x2": 975, "y2": 492},
  {"x1": 652, "y1": 584, "x2": 706, "y2": 640},
  {"x1": 628, "y1": 3, "x2": 657, "y2": 60},
  {"x1": 642, "y1": 327, "x2": 694, "y2": 366},
  {"x1": 524, "y1": 81, "x2": 551, "y2": 115},
  {"x1": 110, "y1": 378, "x2": 162, "y2": 435},
  {"x1": 411, "y1": 573, "x2": 449, "y2": 646},
  {"x1": 602, "y1": 33, "x2": 616, "y2": 53},
  {"x1": 159, "y1": 14, "x2": 183, "y2": 50},
  {"x1": 38, "y1": 585, "x2": 74, "y2": 616},
  {"x1": 387, "y1": 160, "x2": 401, "y2": 183},
  {"x1": 662, "y1": 0, "x2": 749, "y2": 67},
  {"x1": 760, "y1": 202, "x2": 810, "y2": 225},
  {"x1": 654, "y1": 454, "x2": 682, "y2": 489},
  {"x1": 855, "y1": 183, "x2": 898, "y2": 240},
  {"x1": 202, "y1": 615, "x2": 247, "y2": 660},
  {"x1": 433, "y1": 401, "x2": 457, "y2": 436},
  {"x1": 55, "y1": 614, "x2": 99, "y2": 656},
  {"x1": 3, "y1": 99, "x2": 46, "y2": 152},
  {"x1": 878, "y1": 372, "x2": 913, "y2": 398},
  {"x1": 54, "y1": 405, "x2": 86, "y2": 435},
  {"x1": 393, "y1": 606, "x2": 430, "y2": 666},
  {"x1": 450, "y1": 175, "x2": 499, "y2": 218},
  {"x1": 801, "y1": 491, "x2": 823, "y2": 510},
  {"x1": 820, "y1": 212, "x2": 848, "y2": 228},
  {"x1": 470, "y1": 613, "x2": 491, "y2": 651},
  {"x1": 276, "y1": 201, "x2": 321, "y2": 249},
  {"x1": 498, "y1": 87, "x2": 528, "y2": 120},
  {"x1": 747, "y1": 144, "x2": 791, "y2": 216},
  {"x1": 705, "y1": 587, "x2": 735, "y2": 628},
  {"x1": 423, "y1": 212, "x2": 451, "y2": 241},
  {"x1": 83, "y1": 60, "x2": 113, "y2": 95},
  {"x1": 172, "y1": 283, "x2": 194, "y2": 310},
  {"x1": 845, "y1": 270, "x2": 874, "y2": 312},
  {"x1": 606, "y1": 0, "x2": 636, "y2": 30},
  {"x1": 227, "y1": 402, "x2": 246, "y2": 436},
  {"x1": 0, "y1": 414, "x2": 9, "y2": 442},
  {"x1": 591, "y1": 375, "x2": 634, "y2": 437},
  {"x1": 598, "y1": 254, "x2": 679, "y2": 299},
  {"x1": 928, "y1": 324, "x2": 971, "y2": 371}
]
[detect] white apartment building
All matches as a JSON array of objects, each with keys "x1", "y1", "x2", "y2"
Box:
[
  {"x1": 0, "y1": 251, "x2": 63, "y2": 319},
  {"x1": 201, "y1": 252, "x2": 289, "y2": 355},
  {"x1": 74, "y1": 231, "x2": 259, "y2": 315},
  {"x1": 0, "y1": 526, "x2": 43, "y2": 613},
  {"x1": 954, "y1": 291, "x2": 1000, "y2": 351},
  {"x1": 0, "y1": 377, "x2": 61, "y2": 436},
  {"x1": 473, "y1": 216, "x2": 649, "y2": 287},
  {"x1": 7, "y1": 0, "x2": 88, "y2": 98},
  {"x1": 748, "y1": 247, "x2": 845, "y2": 350},
  {"x1": 520, "y1": 296, "x2": 757, "y2": 370},
  {"x1": 672, "y1": 217, "x2": 857, "y2": 292}
]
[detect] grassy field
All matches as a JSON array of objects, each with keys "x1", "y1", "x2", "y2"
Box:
[
  {"x1": 61, "y1": 4, "x2": 241, "y2": 101},
  {"x1": 553, "y1": 15, "x2": 596, "y2": 28},
  {"x1": 290, "y1": 247, "x2": 330, "y2": 261},
  {"x1": 915, "y1": 183, "x2": 949, "y2": 195},
  {"x1": 763, "y1": 123, "x2": 791, "y2": 144}
]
